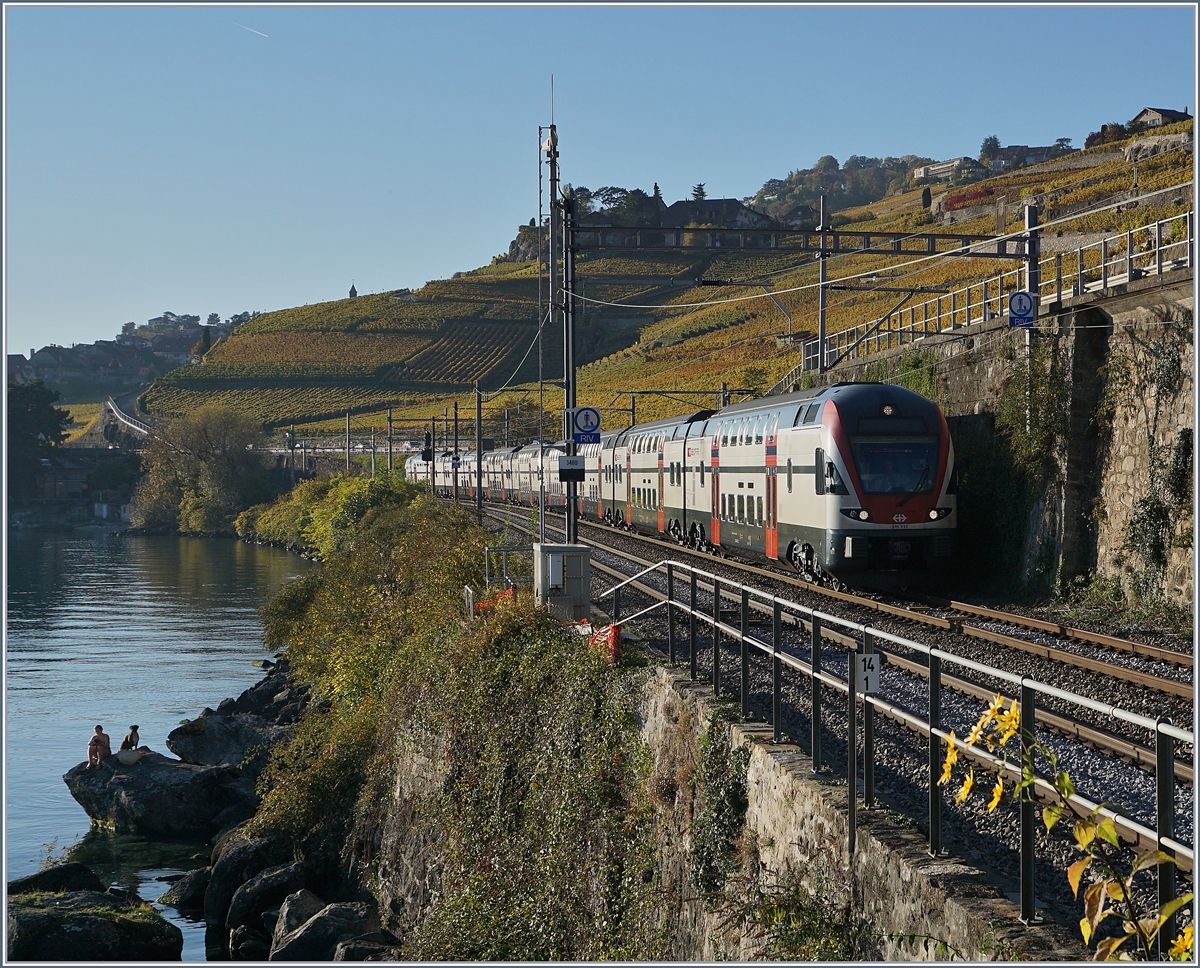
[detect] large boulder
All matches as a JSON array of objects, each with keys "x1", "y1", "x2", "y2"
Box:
[
  {"x1": 7, "y1": 889, "x2": 184, "y2": 961},
  {"x1": 63, "y1": 752, "x2": 258, "y2": 839},
  {"x1": 7, "y1": 861, "x2": 105, "y2": 895},
  {"x1": 204, "y1": 834, "x2": 291, "y2": 927},
  {"x1": 226, "y1": 861, "x2": 307, "y2": 931},
  {"x1": 269, "y1": 901, "x2": 380, "y2": 961},
  {"x1": 168, "y1": 665, "x2": 308, "y2": 771},
  {"x1": 158, "y1": 867, "x2": 210, "y2": 912},
  {"x1": 272, "y1": 889, "x2": 326, "y2": 940},
  {"x1": 333, "y1": 934, "x2": 405, "y2": 960}
]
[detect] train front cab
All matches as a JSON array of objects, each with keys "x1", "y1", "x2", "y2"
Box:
[{"x1": 775, "y1": 383, "x2": 955, "y2": 586}]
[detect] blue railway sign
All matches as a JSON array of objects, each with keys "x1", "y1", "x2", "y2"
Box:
[{"x1": 572, "y1": 407, "x2": 601, "y2": 444}]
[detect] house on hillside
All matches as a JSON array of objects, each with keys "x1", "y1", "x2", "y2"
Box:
[
  {"x1": 29, "y1": 346, "x2": 86, "y2": 383},
  {"x1": 8, "y1": 354, "x2": 34, "y2": 384},
  {"x1": 779, "y1": 204, "x2": 818, "y2": 229},
  {"x1": 661, "y1": 198, "x2": 779, "y2": 229},
  {"x1": 1130, "y1": 107, "x2": 1191, "y2": 128},
  {"x1": 911, "y1": 157, "x2": 985, "y2": 182},
  {"x1": 149, "y1": 334, "x2": 199, "y2": 367}
]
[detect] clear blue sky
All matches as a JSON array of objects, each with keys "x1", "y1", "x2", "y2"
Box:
[{"x1": 5, "y1": 4, "x2": 1195, "y2": 353}]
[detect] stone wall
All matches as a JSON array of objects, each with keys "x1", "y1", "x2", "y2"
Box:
[
  {"x1": 806, "y1": 268, "x2": 1193, "y2": 604},
  {"x1": 638, "y1": 666, "x2": 1084, "y2": 960}
]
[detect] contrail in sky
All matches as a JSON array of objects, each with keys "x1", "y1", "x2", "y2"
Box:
[{"x1": 234, "y1": 22, "x2": 269, "y2": 38}]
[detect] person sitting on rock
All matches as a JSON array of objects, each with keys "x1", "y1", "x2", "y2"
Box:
[
  {"x1": 119, "y1": 726, "x2": 140, "y2": 752},
  {"x1": 86, "y1": 725, "x2": 111, "y2": 768}
]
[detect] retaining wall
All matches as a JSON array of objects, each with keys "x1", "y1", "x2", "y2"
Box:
[{"x1": 639, "y1": 665, "x2": 1085, "y2": 960}]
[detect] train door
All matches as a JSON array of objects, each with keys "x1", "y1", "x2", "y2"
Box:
[
  {"x1": 657, "y1": 437, "x2": 666, "y2": 533},
  {"x1": 710, "y1": 423, "x2": 721, "y2": 546},
  {"x1": 765, "y1": 412, "x2": 779, "y2": 559},
  {"x1": 628, "y1": 443, "x2": 638, "y2": 525}
]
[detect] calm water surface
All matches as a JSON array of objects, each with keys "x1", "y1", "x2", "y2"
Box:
[{"x1": 6, "y1": 531, "x2": 312, "y2": 961}]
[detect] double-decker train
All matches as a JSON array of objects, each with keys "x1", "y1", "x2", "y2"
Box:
[{"x1": 408, "y1": 382, "x2": 956, "y2": 587}]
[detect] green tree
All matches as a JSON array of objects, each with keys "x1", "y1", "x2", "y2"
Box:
[
  {"x1": 128, "y1": 403, "x2": 274, "y2": 534},
  {"x1": 921, "y1": 185, "x2": 932, "y2": 208},
  {"x1": 979, "y1": 135, "x2": 1001, "y2": 162},
  {"x1": 206, "y1": 312, "x2": 221, "y2": 327},
  {"x1": 7, "y1": 380, "x2": 70, "y2": 504},
  {"x1": 691, "y1": 182, "x2": 707, "y2": 200}
]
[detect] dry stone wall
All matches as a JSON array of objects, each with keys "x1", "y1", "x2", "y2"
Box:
[{"x1": 638, "y1": 666, "x2": 1084, "y2": 961}]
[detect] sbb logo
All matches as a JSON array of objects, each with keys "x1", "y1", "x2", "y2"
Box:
[{"x1": 893, "y1": 513, "x2": 908, "y2": 523}]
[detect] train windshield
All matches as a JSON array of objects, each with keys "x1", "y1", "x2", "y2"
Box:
[{"x1": 850, "y1": 437, "x2": 939, "y2": 495}]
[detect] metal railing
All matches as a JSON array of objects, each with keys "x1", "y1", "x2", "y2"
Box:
[
  {"x1": 105, "y1": 398, "x2": 153, "y2": 435},
  {"x1": 771, "y1": 208, "x2": 1193, "y2": 389},
  {"x1": 600, "y1": 559, "x2": 1193, "y2": 931}
]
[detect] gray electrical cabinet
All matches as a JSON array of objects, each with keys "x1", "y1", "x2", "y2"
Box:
[{"x1": 533, "y1": 543, "x2": 592, "y2": 622}]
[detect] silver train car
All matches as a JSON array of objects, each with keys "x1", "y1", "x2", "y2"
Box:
[{"x1": 407, "y1": 382, "x2": 955, "y2": 587}]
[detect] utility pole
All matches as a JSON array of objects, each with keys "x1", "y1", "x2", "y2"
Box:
[
  {"x1": 543, "y1": 123, "x2": 558, "y2": 543},
  {"x1": 443, "y1": 407, "x2": 448, "y2": 451},
  {"x1": 563, "y1": 188, "x2": 578, "y2": 543},
  {"x1": 345, "y1": 412, "x2": 350, "y2": 473},
  {"x1": 475, "y1": 382, "x2": 483, "y2": 517},
  {"x1": 370, "y1": 428, "x2": 376, "y2": 476},
  {"x1": 387, "y1": 407, "x2": 393, "y2": 474},
  {"x1": 289, "y1": 423, "x2": 296, "y2": 484},
  {"x1": 504, "y1": 408, "x2": 510, "y2": 446},
  {"x1": 818, "y1": 193, "x2": 829, "y2": 373},
  {"x1": 453, "y1": 401, "x2": 459, "y2": 502},
  {"x1": 630, "y1": 394, "x2": 636, "y2": 428}
]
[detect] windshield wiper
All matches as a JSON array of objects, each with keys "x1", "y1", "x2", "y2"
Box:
[{"x1": 897, "y1": 464, "x2": 930, "y2": 506}]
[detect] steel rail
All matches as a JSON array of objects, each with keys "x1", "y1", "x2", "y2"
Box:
[{"x1": 518, "y1": 506, "x2": 1192, "y2": 700}]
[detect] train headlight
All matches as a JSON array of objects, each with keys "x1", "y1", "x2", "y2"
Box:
[
  {"x1": 840, "y1": 508, "x2": 871, "y2": 522},
  {"x1": 928, "y1": 507, "x2": 952, "y2": 520}
]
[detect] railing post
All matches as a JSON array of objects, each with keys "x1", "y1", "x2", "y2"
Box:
[
  {"x1": 965, "y1": 285, "x2": 972, "y2": 327},
  {"x1": 689, "y1": 571, "x2": 697, "y2": 681},
  {"x1": 982, "y1": 279, "x2": 989, "y2": 320},
  {"x1": 810, "y1": 616, "x2": 823, "y2": 770},
  {"x1": 1156, "y1": 220, "x2": 1164, "y2": 276},
  {"x1": 1101, "y1": 239, "x2": 1108, "y2": 289},
  {"x1": 848, "y1": 638, "x2": 858, "y2": 856},
  {"x1": 1126, "y1": 229, "x2": 1134, "y2": 283},
  {"x1": 772, "y1": 600, "x2": 783, "y2": 743},
  {"x1": 740, "y1": 587, "x2": 750, "y2": 718},
  {"x1": 1056, "y1": 254, "x2": 1063, "y2": 305},
  {"x1": 950, "y1": 290, "x2": 957, "y2": 329},
  {"x1": 936, "y1": 295, "x2": 943, "y2": 331},
  {"x1": 613, "y1": 586, "x2": 621, "y2": 625},
  {"x1": 928, "y1": 652, "x2": 942, "y2": 856},
  {"x1": 666, "y1": 563, "x2": 676, "y2": 666},
  {"x1": 1188, "y1": 211, "x2": 1194, "y2": 269},
  {"x1": 863, "y1": 632, "x2": 875, "y2": 808},
  {"x1": 1077, "y1": 248, "x2": 1085, "y2": 295},
  {"x1": 711, "y1": 578, "x2": 721, "y2": 696},
  {"x1": 1020, "y1": 680, "x2": 1041, "y2": 923},
  {"x1": 1156, "y1": 719, "x2": 1178, "y2": 952}
]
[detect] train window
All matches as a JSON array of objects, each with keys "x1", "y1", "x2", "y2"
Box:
[
  {"x1": 720, "y1": 494, "x2": 726, "y2": 519},
  {"x1": 719, "y1": 423, "x2": 728, "y2": 446},
  {"x1": 736, "y1": 495, "x2": 745, "y2": 522},
  {"x1": 757, "y1": 496, "x2": 764, "y2": 526},
  {"x1": 700, "y1": 463, "x2": 706, "y2": 487},
  {"x1": 754, "y1": 416, "x2": 764, "y2": 445},
  {"x1": 786, "y1": 458, "x2": 794, "y2": 493},
  {"x1": 803, "y1": 402, "x2": 822, "y2": 425},
  {"x1": 653, "y1": 489, "x2": 657, "y2": 507}
]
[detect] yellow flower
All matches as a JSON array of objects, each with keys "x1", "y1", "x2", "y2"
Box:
[
  {"x1": 985, "y1": 692, "x2": 1006, "y2": 722},
  {"x1": 988, "y1": 776, "x2": 1004, "y2": 810},
  {"x1": 938, "y1": 731, "x2": 958, "y2": 785},
  {"x1": 998, "y1": 700, "x2": 1020, "y2": 745},
  {"x1": 955, "y1": 768, "x2": 974, "y2": 803},
  {"x1": 1169, "y1": 924, "x2": 1193, "y2": 961},
  {"x1": 965, "y1": 715, "x2": 987, "y2": 747}
]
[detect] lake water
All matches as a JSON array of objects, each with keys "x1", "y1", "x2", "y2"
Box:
[{"x1": 5, "y1": 530, "x2": 312, "y2": 962}]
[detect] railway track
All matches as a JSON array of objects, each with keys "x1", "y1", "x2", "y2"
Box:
[
  {"x1": 480, "y1": 503, "x2": 1193, "y2": 788},
  {"x1": 484, "y1": 502, "x2": 1192, "y2": 701}
]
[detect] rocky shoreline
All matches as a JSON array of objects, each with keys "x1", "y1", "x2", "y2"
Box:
[{"x1": 15, "y1": 660, "x2": 402, "y2": 961}]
